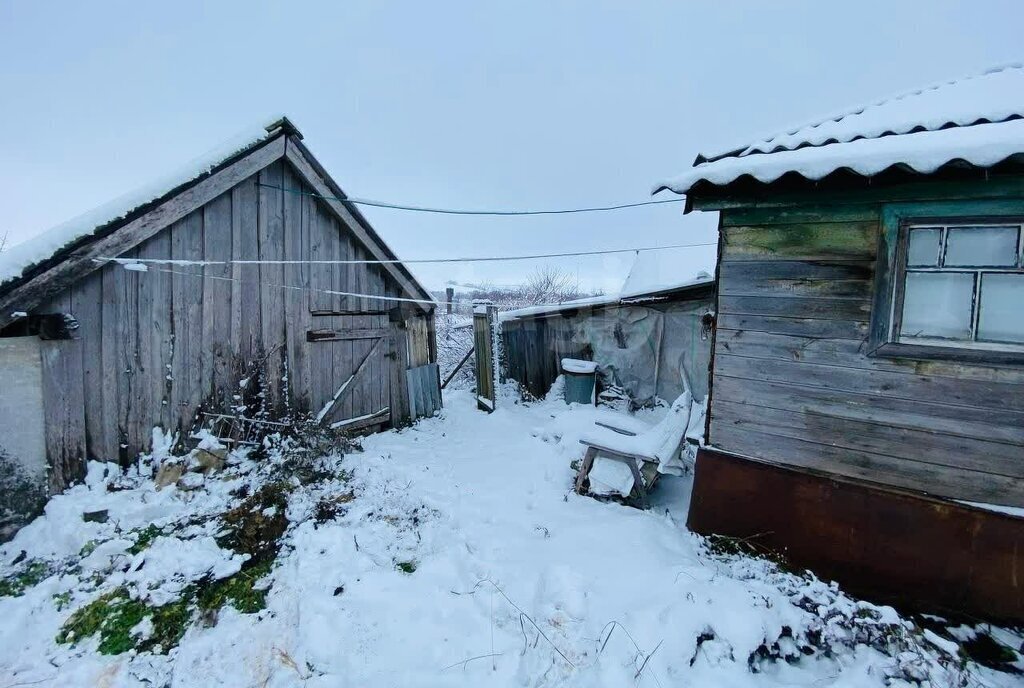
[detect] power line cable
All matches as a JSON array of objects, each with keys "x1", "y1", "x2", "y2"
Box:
[
  {"x1": 96, "y1": 240, "x2": 715, "y2": 268},
  {"x1": 257, "y1": 183, "x2": 685, "y2": 216}
]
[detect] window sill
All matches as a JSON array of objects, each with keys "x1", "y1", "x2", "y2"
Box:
[{"x1": 869, "y1": 341, "x2": 1024, "y2": 365}]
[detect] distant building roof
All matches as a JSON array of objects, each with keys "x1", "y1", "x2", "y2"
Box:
[
  {"x1": 655, "y1": 63, "x2": 1024, "y2": 196},
  {"x1": 501, "y1": 247, "x2": 714, "y2": 321},
  {"x1": 619, "y1": 245, "x2": 716, "y2": 300}
]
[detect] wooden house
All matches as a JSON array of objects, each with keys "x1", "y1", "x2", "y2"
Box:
[
  {"x1": 655, "y1": 65, "x2": 1024, "y2": 621},
  {"x1": 501, "y1": 249, "x2": 716, "y2": 405},
  {"x1": 0, "y1": 117, "x2": 438, "y2": 539}
]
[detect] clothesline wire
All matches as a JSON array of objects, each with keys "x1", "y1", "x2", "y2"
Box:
[
  {"x1": 143, "y1": 264, "x2": 610, "y2": 310},
  {"x1": 95, "y1": 240, "x2": 715, "y2": 268},
  {"x1": 256, "y1": 182, "x2": 685, "y2": 216}
]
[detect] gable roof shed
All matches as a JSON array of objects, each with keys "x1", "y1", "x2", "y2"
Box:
[
  {"x1": 0, "y1": 119, "x2": 440, "y2": 516},
  {"x1": 0, "y1": 116, "x2": 434, "y2": 330}
]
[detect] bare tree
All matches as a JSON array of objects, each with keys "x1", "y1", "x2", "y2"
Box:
[
  {"x1": 0, "y1": 232, "x2": 8, "y2": 254},
  {"x1": 432, "y1": 265, "x2": 602, "y2": 315},
  {"x1": 518, "y1": 266, "x2": 591, "y2": 305}
]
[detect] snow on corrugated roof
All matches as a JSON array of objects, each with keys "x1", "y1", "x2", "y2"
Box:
[
  {"x1": 0, "y1": 115, "x2": 288, "y2": 288},
  {"x1": 657, "y1": 64, "x2": 1024, "y2": 195},
  {"x1": 660, "y1": 119, "x2": 1024, "y2": 193}
]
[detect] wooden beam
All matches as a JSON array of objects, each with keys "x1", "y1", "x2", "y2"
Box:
[
  {"x1": 689, "y1": 176, "x2": 1024, "y2": 212},
  {"x1": 311, "y1": 309, "x2": 388, "y2": 317},
  {"x1": 0, "y1": 135, "x2": 288, "y2": 331},
  {"x1": 330, "y1": 406, "x2": 390, "y2": 431},
  {"x1": 441, "y1": 346, "x2": 474, "y2": 389},
  {"x1": 283, "y1": 139, "x2": 433, "y2": 312},
  {"x1": 306, "y1": 327, "x2": 389, "y2": 342}
]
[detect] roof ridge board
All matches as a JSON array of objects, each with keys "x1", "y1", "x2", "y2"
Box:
[{"x1": 698, "y1": 62, "x2": 1024, "y2": 165}]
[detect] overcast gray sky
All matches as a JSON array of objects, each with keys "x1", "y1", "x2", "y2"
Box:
[{"x1": 1, "y1": 1, "x2": 1022, "y2": 294}]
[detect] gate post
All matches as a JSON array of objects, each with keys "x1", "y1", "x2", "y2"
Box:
[{"x1": 472, "y1": 301, "x2": 497, "y2": 412}]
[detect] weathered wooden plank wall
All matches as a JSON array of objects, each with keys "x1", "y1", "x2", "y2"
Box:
[
  {"x1": 406, "y1": 315, "x2": 433, "y2": 368},
  {"x1": 502, "y1": 316, "x2": 580, "y2": 399},
  {"x1": 501, "y1": 294, "x2": 714, "y2": 403},
  {"x1": 473, "y1": 308, "x2": 497, "y2": 411},
  {"x1": 710, "y1": 206, "x2": 1024, "y2": 506},
  {"x1": 39, "y1": 292, "x2": 85, "y2": 492},
  {"x1": 36, "y1": 160, "x2": 434, "y2": 479}
]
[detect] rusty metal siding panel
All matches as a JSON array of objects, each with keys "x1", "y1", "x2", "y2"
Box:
[{"x1": 687, "y1": 448, "x2": 1024, "y2": 623}]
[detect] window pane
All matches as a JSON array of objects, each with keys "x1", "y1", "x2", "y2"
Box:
[
  {"x1": 901, "y1": 272, "x2": 974, "y2": 340},
  {"x1": 978, "y1": 274, "x2": 1024, "y2": 344},
  {"x1": 907, "y1": 227, "x2": 941, "y2": 266},
  {"x1": 945, "y1": 226, "x2": 1019, "y2": 266}
]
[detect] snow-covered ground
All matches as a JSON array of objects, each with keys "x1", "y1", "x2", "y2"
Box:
[{"x1": 1, "y1": 388, "x2": 1021, "y2": 687}]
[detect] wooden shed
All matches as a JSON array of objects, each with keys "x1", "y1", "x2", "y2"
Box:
[
  {"x1": 501, "y1": 249, "x2": 715, "y2": 405},
  {"x1": 656, "y1": 65, "x2": 1024, "y2": 621},
  {"x1": 0, "y1": 117, "x2": 438, "y2": 538}
]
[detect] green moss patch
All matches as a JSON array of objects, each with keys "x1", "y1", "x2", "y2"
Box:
[
  {"x1": 58, "y1": 589, "x2": 148, "y2": 654},
  {"x1": 723, "y1": 223, "x2": 877, "y2": 260},
  {"x1": 78, "y1": 540, "x2": 102, "y2": 558},
  {"x1": 53, "y1": 591, "x2": 73, "y2": 611},
  {"x1": 0, "y1": 559, "x2": 53, "y2": 597},
  {"x1": 196, "y1": 560, "x2": 273, "y2": 614},
  {"x1": 57, "y1": 560, "x2": 275, "y2": 656},
  {"x1": 54, "y1": 462, "x2": 295, "y2": 657},
  {"x1": 217, "y1": 482, "x2": 290, "y2": 564},
  {"x1": 127, "y1": 524, "x2": 164, "y2": 555},
  {"x1": 396, "y1": 561, "x2": 417, "y2": 574}
]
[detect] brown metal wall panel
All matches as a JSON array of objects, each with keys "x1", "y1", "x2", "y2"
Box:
[{"x1": 687, "y1": 448, "x2": 1024, "y2": 623}]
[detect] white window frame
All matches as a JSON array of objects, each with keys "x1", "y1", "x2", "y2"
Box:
[{"x1": 891, "y1": 220, "x2": 1024, "y2": 353}]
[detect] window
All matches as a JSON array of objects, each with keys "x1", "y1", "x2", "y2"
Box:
[{"x1": 893, "y1": 222, "x2": 1024, "y2": 351}]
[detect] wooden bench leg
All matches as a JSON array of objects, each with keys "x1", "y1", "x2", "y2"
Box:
[
  {"x1": 575, "y1": 446, "x2": 599, "y2": 494},
  {"x1": 625, "y1": 459, "x2": 649, "y2": 510}
]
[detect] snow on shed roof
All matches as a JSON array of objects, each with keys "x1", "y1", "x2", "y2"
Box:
[
  {"x1": 0, "y1": 116, "x2": 290, "y2": 287},
  {"x1": 498, "y1": 293, "x2": 620, "y2": 321},
  {"x1": 656, "y1": 63, "x2": 1024, "y2": 195},
  {"x1": 501, "y1": 248, "x2": 714, "y2": 321},
  {"x1": 619, "y1": 245, "x2": 716, "y2": 300}
]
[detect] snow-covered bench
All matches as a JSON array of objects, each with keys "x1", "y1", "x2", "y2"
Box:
[{"x1": 574, "y1": 392, "x2": 703, "y2": 508}]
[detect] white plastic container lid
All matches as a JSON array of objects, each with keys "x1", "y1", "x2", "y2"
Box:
[{"x1": 561, "y1": 358, "x2": 598, "y2": 374}]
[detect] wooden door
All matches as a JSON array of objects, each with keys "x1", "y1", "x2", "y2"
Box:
[{"x1": 308, "y1": 323, "x2": 392, "y2": 432}]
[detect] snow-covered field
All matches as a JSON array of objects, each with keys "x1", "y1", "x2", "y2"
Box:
[{"x1": 1, "y1": 388, "x2": 1021, "y2": 687}]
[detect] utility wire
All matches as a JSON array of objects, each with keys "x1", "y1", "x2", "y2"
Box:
[
  {"x1": 96, "y1": 241, "x2": 715, "y2": 268},
  {"x1": 142, "y1": 264, "x2": 607, "y2": 310},
  {"x1": 257, "y1": 183, "x2": 685, "y2": 216}
]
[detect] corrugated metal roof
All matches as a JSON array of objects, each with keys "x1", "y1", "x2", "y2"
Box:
[{"x1": 657, "y1": 64, "x2": 1024, "y2": 195}]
